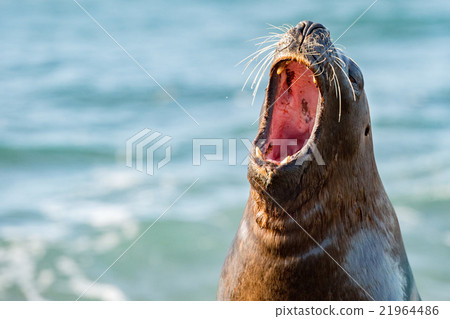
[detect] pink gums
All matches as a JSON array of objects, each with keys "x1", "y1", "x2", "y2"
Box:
[{"x1": 265, "y1": 61, "x2": 319, "y2": 162}]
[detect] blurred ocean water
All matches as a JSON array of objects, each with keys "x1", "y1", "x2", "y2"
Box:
[{"x1": 0, "y1": 0, "x2": 449, "y2": 300}]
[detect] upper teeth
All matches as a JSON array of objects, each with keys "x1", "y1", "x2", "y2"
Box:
[
  {"x1": 276, "y1": 61, "x2": 291, "y2": 75},
  {"x1": 277, "y1": 65, "x2": 285, "y2": 75}
]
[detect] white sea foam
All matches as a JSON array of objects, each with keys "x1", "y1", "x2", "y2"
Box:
[
  {"x1": 0, "y1": 242, "x2": 45, "y2": 300},
  {"x1": 56, "y1": 257, "x2": 126, "y2": 301}
]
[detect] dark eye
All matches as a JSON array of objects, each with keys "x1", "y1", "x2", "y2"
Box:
[{"x1": 349, "y1": 74, "x2": 357, "y2": 85}]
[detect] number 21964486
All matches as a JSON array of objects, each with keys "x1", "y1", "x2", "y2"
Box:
[{"x1": 380, "y1": 305, "x2": 439, "y2": 316}]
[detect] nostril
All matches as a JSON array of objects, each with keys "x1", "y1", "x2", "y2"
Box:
[
  {"x1": 294, "y1": 21, "x2": 326, "y2": 46},
  {"x1": 296, "y1": 21, "x2": 325, "y2": 35},
  {"x1": 303, "y1": 22, "x2": 325, "y2": 36},
  {"x1": 295, "y1": 20, "x2": 312, "y2": 35},
  {"x1": 294, "y1": 21, "x2": 307, "y2": 45}
]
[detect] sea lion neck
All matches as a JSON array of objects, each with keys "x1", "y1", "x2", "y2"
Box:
[{"x1": 247, "y1": 148, "x2": 383, "y2": 231}]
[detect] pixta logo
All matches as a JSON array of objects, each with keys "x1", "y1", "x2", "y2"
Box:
[{"x1": 126, "y1": 129, "x2": 172, "y2": 175}]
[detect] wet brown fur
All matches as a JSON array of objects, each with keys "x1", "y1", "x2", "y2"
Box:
[{"x1": 217, "y1": 21, "x2": 420, "y2": 301}]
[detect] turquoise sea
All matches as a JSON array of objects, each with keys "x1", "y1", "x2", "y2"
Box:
[{"x1": 1, "y1": 0, "x2": 449, "y2": 300}]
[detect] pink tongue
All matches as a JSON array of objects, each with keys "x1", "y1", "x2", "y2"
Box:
[{"x1": 265, "y1": 61, "x2": 319, "y2": 162}]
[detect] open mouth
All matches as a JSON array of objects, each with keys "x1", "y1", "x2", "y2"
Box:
[{"x1": 258, "y1": 59, "x2": 321, "y2": 165}]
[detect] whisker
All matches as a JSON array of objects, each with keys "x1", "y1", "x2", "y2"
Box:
[
  {"x1": 242, "y1": 46, "x2": 274, "y2": 74},
  {"x1": 238, "y1": 25, "x2": 285, "y2": 102},
  {"x1": 242, "y1": 50, "x2": 274, "y2": 91},
  {"x1": 334, "y1": 60, "x2": 356, "y2": 102},
  {"x1": 252, "y1": 52, "x2": 275, "y2": 104},
  {"x1": 254, "y1": 39, "x2": 279, "y2": 46},
  {"x1": 239, "y1": 42, "x2": 275, "y2": 65},
  {"x1": 334, "y1": 43, "x2": 347, "y2": 50},
  {"x1": 267, "y1": 32, "x2": 284, "y2": 36},
  {"x1": 251, "y1": 50, "x2": 275, "y2": 89},
  {"x1": 266, "y1": 23, "x2": 288, "y2": 33},
  {"x1": 334, "y1": 56, "x2": 346, "y2": 69},
  {"x1": 312, "y1": 57, "x2": 327, "y2": 69},
  {"x1": 347, "y1": 56, "x2": 362, "y2": 69},
  {"x1": 237, "y1": 44, "x2": 276, "y2": 69},
  {"x1": 329, "y1": 63, "x2": 336, "y2": 90},
  {"x1": 330, "y1": 64, "x2": 342, "y2": 122},
  {"x1": 250, "y1": 33, "x2": 282, "y2": 42},
  {"x1": 314, "y1": 67, "x2": 325, "y2": 77}
]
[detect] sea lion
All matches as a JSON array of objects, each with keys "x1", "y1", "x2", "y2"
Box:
[{"x1": 217, "y1": 21, "x2": 420, "y2": 301}]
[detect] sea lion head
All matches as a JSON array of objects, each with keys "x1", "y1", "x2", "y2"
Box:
[{"x1": 248, "y1": 21, "x2": 373, "y2": 209}]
